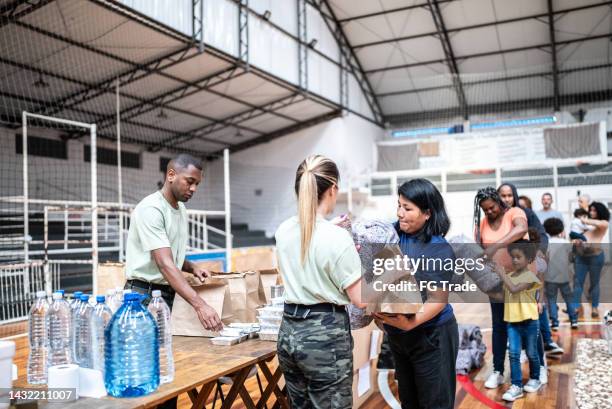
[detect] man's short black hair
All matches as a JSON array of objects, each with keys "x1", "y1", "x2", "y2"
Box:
[
  {"x1": 543, "y1": 217, "x2": 564, "y2": 236},
  {"x1": 573, "y1": 208, "x2": 588, "y2": 218},
  {"x1": 168, "y1": 154, "x2": 203, "y2": 172}
]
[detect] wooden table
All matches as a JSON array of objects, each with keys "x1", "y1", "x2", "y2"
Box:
[{"x1": 13, "y1": 336, "x2": 289, "y2": 409}]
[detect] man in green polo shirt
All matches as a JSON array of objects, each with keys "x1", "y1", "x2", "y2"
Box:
[{"x1": 125, "y1": 153, "x2": 222, "y2": 331}]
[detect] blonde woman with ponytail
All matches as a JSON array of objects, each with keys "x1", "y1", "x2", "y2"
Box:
[{"x1": 275, "y1": 155, "x2": 364, "y2": 409}]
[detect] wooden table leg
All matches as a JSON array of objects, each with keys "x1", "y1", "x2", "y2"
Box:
[
  {"x1": 220, "y1": 365, "x2": 254, "y2": 409},
  {"x1": 257, "y1": 360, "x2": 289, "y2": 409},
  {"x1": 190, "y1": 381, "x2": 216, "y2": 409}
]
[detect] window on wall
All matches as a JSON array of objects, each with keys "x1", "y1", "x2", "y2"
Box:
[
  {"x1": 83, "y1": 145, "x2": 140, "y2": 169},
  {"x1": 159, "y1": 157, "x2": 171, "y2": 173},
  {"x1": 15, "y1": 134, "x2": 67, "y2": 159}
]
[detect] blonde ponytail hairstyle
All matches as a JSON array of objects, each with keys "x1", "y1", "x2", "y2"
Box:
[{"x1": 295, "y1": 155, "x2": 339, "y2": 264}]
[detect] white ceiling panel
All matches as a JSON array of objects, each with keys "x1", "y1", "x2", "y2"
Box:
[
  {"x1": 130, "y1": 110, "x2": 211, "y2": 134},
  {"x1": 162, "y1": 53, "x2": 233, "y2": 83},
  {"x1": 168, "y1": 90, "x2": 249, "y2": 119},
  {"x1": 506, "y1": 77, "x2": 553, "y2": 101},
  {"x1": 121, "y1": 74, "x2": 184, "y2": 99},
  {"x1": 555, "y1": 7, "x2": 612, "y2": 42},
  {"x1": 78, "y1": 93, "x2": 140, "y2": 116},
  {"x1": 501, "y1": 49, "x2": 551, "y2": 72},
  {"x1": 239, "y1": 114, "x2": 295, "y2": 134},
  {"x1": 357, "y1": 36, "x2": 445, "y2": 71},
  {"x1": 0, "y1": 65, "x2": 84, "y2": 100},
  {"x1": 555, "y1": 0, "x2": 610, "y2": 13},
  {"x1": 199, "y1": 126, "x2": 258, "y2": 144},
  {"x1": 495, "y1": 20, "x2": 549, "y2": 50},
  {"x1": 557, "y1": 38, "x2": 611, "y2": 66},
  {"x1": 561, "y1": 67, "x2": 612, "y2": 95},
  {"x1": 345, "y1": 7, "x2": 436, "y2": 46},
  {"x1": 22, "y1": 0, "x2": 182, "y2": 63},
  {"x1": 370, "y1": 63, "x2": 452, "y2": 94},
  {"x1": 465, "y1": 80, "x2": 510, "y2": 105},
  {"x1": 418, "y1": 88, "x2": 459, "y2": 110},
  {"x1": 209, "y1": 73, "x2": 291, "y2": 106},
  {"x1": 451, "y1": 26, "x2": 500, "y2": 56},
  {"x1": 271, "y1": 99, "x2": 333, "y2": 121},
  {"x1": 458, "y1": 54, "x2": 505, "y2": 74},
  {"x1": 0, "y1": 25, "x2": 75, "y2": 65},
  {"x1": 329, "y1": 0, "x2": 414, "y2": 20},
  {"x1": 175, "y1": 138, "x2": 228, "y2": 153},
  {"x1": 490, "y1": 0, "x2": 547, "y2": 21},
  {"x1": 442, "y1": 0, "x2": 496, "y2": 29},
  {"x1": 380, "y1": 92, "x2": 423, "y2": 114}
]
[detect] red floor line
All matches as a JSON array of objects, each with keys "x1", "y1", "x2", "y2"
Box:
[{"x1": 456, "y1": 375, "x2": 509, "y2": 409}]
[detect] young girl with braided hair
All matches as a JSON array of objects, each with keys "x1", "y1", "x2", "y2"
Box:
[{"x1": 473, "y1": 187, "x2": 529, "y2": 390}]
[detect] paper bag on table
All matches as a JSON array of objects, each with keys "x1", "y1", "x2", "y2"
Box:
[
  {"x1": 171, "y1": 277, "x2": 234, "y2": 337},
  {"x1": 213, "y1": 271, "x2": 266, "y2": 323},
  {"x1": 96, "y1": 262, "x2": 125, "y2": 296},
  {"x1": 259, "y1": 268, "x2": 280, "y2": 304}
]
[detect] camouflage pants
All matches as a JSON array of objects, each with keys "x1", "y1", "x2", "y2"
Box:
[{"x1": 277, "y1": 309, "x2": 353, "y2": 409}]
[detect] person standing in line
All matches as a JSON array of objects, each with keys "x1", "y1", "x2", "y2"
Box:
[
  {"x1": 536, "y1": 193, "x2": 563, "y2": 224},
  {"x1": 498, "y1": 184, "x2": 562, "y2": 371},
  {"x1": 519, "y1": 195, "x2": 533, "y2": 210},
  {"x1": 375, "y1": 179, "x2": 459, "y2": 409},
  {"x1": 577, "y1": 194, "x2": 591, "y2": 212},
  {"x1": 571, "y1": 202, "x2": 610, "y2": 319},
  {"x1": 275, "y1": 155, "x2": 365, "y2": 409},
  {"x1": 124, "y1": 154, "x2": 223, "y2": 409},
  {"x1": 496, "y1": 239, "x2": 543, "y2": 402},
  {"x1": 542, "y1": 217, "x2": 577, "y2": 330},
  {"x1": 474, "y1": 187, "x2": 528, "y2": 390}
]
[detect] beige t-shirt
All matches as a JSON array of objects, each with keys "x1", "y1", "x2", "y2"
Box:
[
  {"x1": 126, "y1": 191, "x2": 188, "y2": 284},
  {"x1": 275, "y1": 216, "x2": 361, "y2": 305}
]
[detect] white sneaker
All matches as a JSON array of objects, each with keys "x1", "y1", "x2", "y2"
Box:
[
  {"x1": 524, "y1": 379, "x2": 542, "y2": 393},
  {"x1": 484, "y1": 371, "x2": 504, "y2": 389},
  {"x1": 544, "y1": 342, "x2": 564, "y2": 355},
  {"x1": 502, "y1": 384, "x2": 524, "y2": 401},
  {"x1": 540, "y1": 366, "x2": 548, "y2": 384}
]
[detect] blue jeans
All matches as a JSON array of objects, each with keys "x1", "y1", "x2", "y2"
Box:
[
  {"x1": 572, "y1": 253, "x2": 604, "y2": 309},
  {"x1": 490, "y1": 301, "x2": 507, "y2": 374},
  {"x1": 508, "y1": 319, "x2": 540, "y2": 387},
  {"x1": 545, "y1": 282, "x2": 575, "y2": 325},
  {"x1": 539, "y1": 308, "x2": 553, "y2": 346}
]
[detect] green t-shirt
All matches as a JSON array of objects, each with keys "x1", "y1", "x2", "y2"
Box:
[
  {"x1": 126, "y1": 191, "x2": 188, "y2": 284},
  {"x1": 274, "y1": 216, "x2": 361, "y2": 305}
]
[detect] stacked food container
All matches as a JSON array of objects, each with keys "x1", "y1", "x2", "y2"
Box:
[{"x1": 256, "y1": 285, "x2": 284, "y2": 341}]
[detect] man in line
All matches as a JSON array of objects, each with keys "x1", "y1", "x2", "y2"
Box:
[{"x1": 536, "y1": 192, "x2": 563, "y2": 224}]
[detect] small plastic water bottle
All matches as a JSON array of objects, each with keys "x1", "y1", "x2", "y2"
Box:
[
  {"x1": 47, "y1": 291, "x2": 72, "y2": 366},
  {"x1": 91, "y1": 295, "x2": 113, "y2": 372},
  {"x1": 147, "y1": 290, "x2": 174, "y2": 384},
  {"x1": 105, "y1": 292, "x2": 159, "y2": 397},
  {"x1": 69, "y1": 291, "x2": 83, "y2": 310},
  {"x1": 27, "y1": 291, "x2": 49, "y2": 384},
  {"x1": 105, "y1": 289, "x2": 117, "y2": 313},
  {"x1": 73, "y1": 294, "x2": 94, "y2": 368}
]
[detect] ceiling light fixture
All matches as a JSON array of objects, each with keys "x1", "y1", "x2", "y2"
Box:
[
  {"x1": 263, "y1": 10, "x2": 272, "y2": 20},
  {"x1": 308, "y1": 39, "x2": 318, "y2": 48},
  {"x1": 33, "y1": 74, "x2": 49, "y2": 88},
  {"x1": 235, "y1": 130, "x2": 244, "y2": 138}
]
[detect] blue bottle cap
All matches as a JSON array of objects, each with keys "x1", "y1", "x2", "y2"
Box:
[
  {"x1": 96, "y1": 295, "x2": 105, "y2": 303},
  {"x1": 73, "y1": 291, "x2": 83, "y2": 298},
  {"x1": 80, "y1": 294, "x2": 90, "y2": 302},
  {"x1": 57, "y1": 289, "x2": 65, "y2": 295},
  {"x1": 123, "y1": 293, "x2": 141, "y2": 302}
]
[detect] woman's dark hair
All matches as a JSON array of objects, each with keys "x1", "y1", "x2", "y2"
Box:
[
  {"x1": 473, "y1": 186, "x2": 508, "y2": 243},
  {"x1": 519, "y1": 195, "x2": 532, "y2": 209},
  {"x1": 497, "y1": 183, "x2": 520, "y2": 208},
  {"x1": 589, "y1": 201, "x2": 610, "y2": 221},
  {"x1": 397, "y1": 178, "x2": 450, "y2": 242},
  {"x1": 507, "y1": 239, "x2": 538, "y2": 263},
  {"x1": 543, "y1": 217, "x2": 564, "y2": 236}
]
